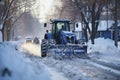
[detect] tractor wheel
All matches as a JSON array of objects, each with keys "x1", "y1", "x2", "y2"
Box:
[{"x1": 41, "y1": 39, "x2": 48, "y2": 57}]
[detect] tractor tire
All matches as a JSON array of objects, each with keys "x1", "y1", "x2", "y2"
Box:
[{"x1": 41, "y1": 39, "x2": 48, "y2": 57}]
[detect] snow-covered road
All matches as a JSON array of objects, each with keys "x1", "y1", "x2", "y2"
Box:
[
  {"x1": 1, "y1": 38, "x2": 120, "y2": 80},
  {"x1": 0, "y1": 41, "x2": 69, "y2": 80},
  {"x1": 20, "y1": 41, "x2": 120, "y2": 80},
  {"x1": 33, "y1": 57, "x2": 120, "y2": 80}
]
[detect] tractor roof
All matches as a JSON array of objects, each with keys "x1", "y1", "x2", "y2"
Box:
[{"x1": 51, "y1": 19, "x2": 70, "y2": 23}]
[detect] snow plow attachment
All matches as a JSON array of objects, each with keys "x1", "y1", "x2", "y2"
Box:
[
  {"x1": 41, "y1": 39, "x2": 88, "y2": 59},
  {"x1": 48, "y1": 44, "x2": 88, "y2": 59}
]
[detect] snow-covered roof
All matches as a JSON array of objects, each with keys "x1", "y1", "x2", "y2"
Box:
[
  {"x1": 98, "y1": 20, "x2": 114, "y2": 31},
  {"x1": 52, "y1": 19, "x2": 70, "y2": 22}
]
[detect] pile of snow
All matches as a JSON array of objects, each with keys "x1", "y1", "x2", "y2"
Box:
[
  {"x1": 118, "y1": 42, "x2": 120, "y2": 49},
  {"x1": 0, "y1": 41, "x2": 69, "y2": 80},
  {"x1": 88, "y1": 38, "x2": 118, "y2": 53},
  {"x1": 0, "y1": 42, "x2": 51, "y2": 80},
  {"x1": 88, "y1": 38, "x2": 120, "y2": 59}
]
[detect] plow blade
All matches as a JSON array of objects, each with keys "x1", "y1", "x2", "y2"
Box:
[{"x1": 49, "y1": 44, "x2": 87, "y2": 59}]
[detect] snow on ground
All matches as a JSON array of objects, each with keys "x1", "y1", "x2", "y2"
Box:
[
  {"x1": 40, "y1": 38, "x2": 120, "y2": 80},
  {"x1": 0, "y1": 38, "x2": 120, "y2": 80},
  {"x1": 118, "y1": 42, "x2": 120, "y2": 49},
  {"x1": 19, "y1": 37, "x2": 120, "y2": 80},
  {"x1": 87, "y1": 38, "x2": 118, "y2": 53},
  {"x1": 88, "y1": 38, "x2": 120, "y2": 65},
  {"x1": 40, "y1": 57, "x2": 120, "y2": 80},
  {"x1": 0, "y1": 41, "x2": 68, "y2": 80},
  {"x1": 87, "y1": 38, "x2": 120, "y2": 58},
  {"x1": 21, "y1": 43, "x2": 41, "y2": 57}
]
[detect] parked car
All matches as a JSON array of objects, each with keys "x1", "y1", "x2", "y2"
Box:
[
  {"x1": 33, "y1": 37, "x2": 39, "y2": 44},
  {"x1": 25, "y1": 37, "x2": 33, "y2": 43}
]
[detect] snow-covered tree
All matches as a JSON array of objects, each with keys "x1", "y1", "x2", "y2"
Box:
[{"x1": 0, "y1": 0, "x2": 34, "y2": 41}]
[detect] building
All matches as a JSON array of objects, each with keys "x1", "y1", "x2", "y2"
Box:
[{"x1": 74, "y1": 20, "x2": 120, "y2": 41}]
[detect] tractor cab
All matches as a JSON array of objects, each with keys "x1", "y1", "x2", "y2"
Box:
[
  {"x1": 44, "y1": 19, "x2": 77, "y2": 44},
  {"x1": 51, "y1": 20, "x2": 70, "y2": 43}
]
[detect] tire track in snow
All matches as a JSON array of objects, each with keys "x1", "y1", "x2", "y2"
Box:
[
  {"x1": 20, "y1": 43, "x2": 120, "y2": 80},
  {"x1": 41, "y1": 57, "x2": 119, "y2": 80},
  {"x1": 90, "y1": 58, "x2": 120, "y2": 71},
  {"x1": 87, "y1": 60, "x2": 120, "y2": 78},
  {"x1": 70, "y1": 58, "x2": 120, "y2": 79}
]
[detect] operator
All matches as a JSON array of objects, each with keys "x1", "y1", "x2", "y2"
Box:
[
  {"x1": 59, "y1": 25, "x2": 64, "y2": 33},
  {"x1": 61, "y1": 25, "x2": 65, "y2": 31}
]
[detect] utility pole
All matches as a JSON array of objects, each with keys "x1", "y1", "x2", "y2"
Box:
[{"x1": 114, "y1": 0, "x2": 118, "y2": 47}]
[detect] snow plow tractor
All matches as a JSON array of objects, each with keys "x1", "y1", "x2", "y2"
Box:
[{"x1": 41, "y1": 19, "x2": 87, "y2": 59}]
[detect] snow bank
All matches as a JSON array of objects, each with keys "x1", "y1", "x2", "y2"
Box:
[
  {"x1": 0, "y1": 42, "x2": 51, "y2": 80},
  {"x1": 88, "y1": 38, "x2": 117, "y2": 53},
  {"x1": 118, "y1": 42, "x2": 120, "y2": 49},
  {"x1": 88, "y1": 38, "x2": 120, "y2": 58}
]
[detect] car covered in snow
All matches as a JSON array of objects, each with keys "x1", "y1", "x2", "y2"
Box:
[
  {"x1": 33, "y1": 37, "x2": 39, "y2": 44},
  {"x1": 25, "y1": 37, "x2": 33, "y2": 43}
]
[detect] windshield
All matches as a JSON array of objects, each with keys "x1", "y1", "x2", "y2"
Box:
[{"x1": 56, "y1": 22, "x2": 69, "y2": 31}]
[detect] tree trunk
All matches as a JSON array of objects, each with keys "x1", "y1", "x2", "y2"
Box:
[
  {"x1": 91, "y1": 38, "x2": 94, "y2": 44},
  {"x1": 1, "y1": 26, "x2": 4, "y2": 41},
  {"x1": 7, "y1": 29, "x2": 11, "y2": 41},
  {"x1": 91, "y1": 31, "x2": 95, "y2": 44},
  {"x1": 1, "y1": 22, "x2": 7, "y2": 41},
  {"x1": 114, "y1": 0, "x2": 118, "y2": 47},
  {"x1": 83, "y1": 29, "x2": 88, "y2": 42}
]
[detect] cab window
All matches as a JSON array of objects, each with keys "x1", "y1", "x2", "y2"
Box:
[{"x1": 56, "y1": 22, "x2": 69, "y2": 31}]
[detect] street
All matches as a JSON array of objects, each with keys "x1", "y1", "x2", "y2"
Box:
[{"x1": 20, "y1": 42, "x2": 120, "y2": 80}]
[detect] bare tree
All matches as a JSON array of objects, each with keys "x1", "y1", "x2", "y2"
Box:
[
  {"x1": 114, "y1": 0, "x2": 118, "y2": 47},
  {"x1": 0, "y1": 0, "x2": 13, "y2": 41},
  {"x1": 109, "y1": 0, "x2": 120, "y2": 47},
  {"x1": 0, "y1": 0, "x2": 34, "y2": 41},
  {"x1": 71, "y1": 0, "x2": 107, "y2": 44}
]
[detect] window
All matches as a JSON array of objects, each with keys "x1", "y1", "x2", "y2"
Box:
[
  {"x1": 56, "y1": 22, "x2": 69, "y2": 31},
  {"x1": 52, "y1": 23, "x2": 55, "y2": 35}
]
